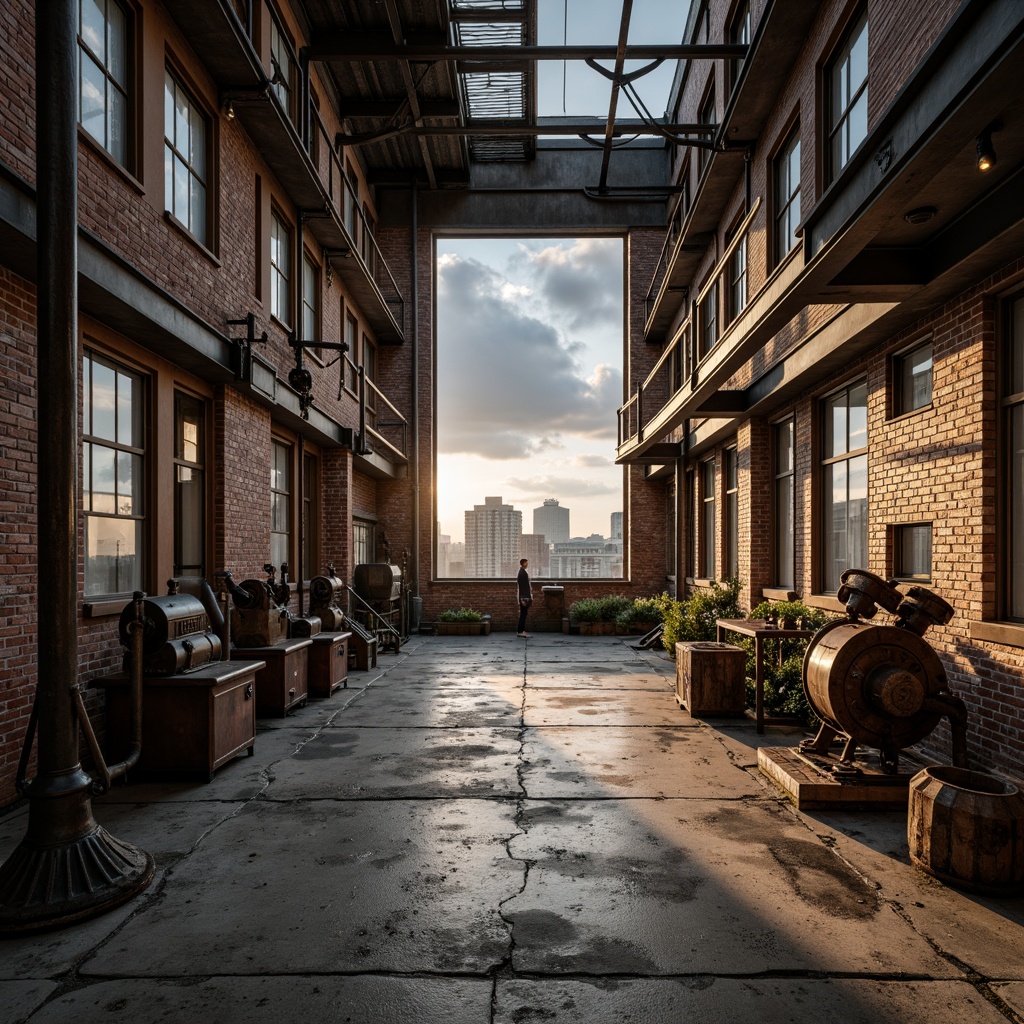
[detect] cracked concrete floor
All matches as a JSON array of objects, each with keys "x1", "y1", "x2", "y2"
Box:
[{"x1": 1, "y1": 633, "x2": 1023, "y2": 1024}]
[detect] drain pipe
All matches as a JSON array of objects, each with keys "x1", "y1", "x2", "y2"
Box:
[{"x1": 410, "y1": 179, "x2": 420, "y2": 608}]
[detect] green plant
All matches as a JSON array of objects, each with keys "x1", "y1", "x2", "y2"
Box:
[
  {"x1": 569, "y1": 595, "x2": 633, "y2": 623},
  {"x1": 615, "y1": 596, "x2": 665, "y2": 630},
  {"x1": 437, "y1": 607, "x2": 483, "y2": 623},
  {"x1": 659, "y1": 578, "x2": 743, "y2": 653}
]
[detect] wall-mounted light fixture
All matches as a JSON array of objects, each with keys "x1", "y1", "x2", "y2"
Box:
[
  {"x1": 976, "y1": 122, "x2": 1001, "y2": 172},
  {"x1": 222, "y1": 97, "x2": 235, "y2": 120}
]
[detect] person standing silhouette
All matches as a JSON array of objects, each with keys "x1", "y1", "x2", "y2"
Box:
[{"x1": 516, "y1": 558, "x2": 532, "y2": 638}]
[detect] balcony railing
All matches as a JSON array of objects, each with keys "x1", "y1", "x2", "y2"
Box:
[{"x1": 343, "y1": 355, "x2": 408, "y2": 465}]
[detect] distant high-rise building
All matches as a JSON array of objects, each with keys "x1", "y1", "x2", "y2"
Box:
[
  {"x1": 610, "y1": 511, "x2": 623, "y2": 540},
  {"x1": 465, "y1": 496, "x2": 522, "y2": 578},
  {"x1": 521, "y1": 533, "x2": 550, "y2": 576},
  {"x1": 533, "y1": 498, "x2": 570, "y2": 545}
]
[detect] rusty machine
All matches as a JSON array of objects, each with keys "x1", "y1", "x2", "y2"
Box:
[
  {"x1": 309, "y1": 565, "x2": 377, "y2": 671},
  {"x1": 117, "y1": 585, "x2": 222, "y2": 675},
  {"x1": 350, "y1": 562, "x2": 403, "y2": 653},
  {"x1": 759, "y1": 569, "x2": 968, "y2": 809}
]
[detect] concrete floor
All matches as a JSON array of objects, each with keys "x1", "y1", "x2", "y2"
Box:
[{"x1": 1, "y1": 633, "x2": 1023, "y2": 1024}]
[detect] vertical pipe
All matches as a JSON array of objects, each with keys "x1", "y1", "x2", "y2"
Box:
[
  {"x1": 36, "y1": 0, "x2": 80, "y2": 778},
  {"x1": 410, "y1": 181, "x2": 419, "y2": 597}
]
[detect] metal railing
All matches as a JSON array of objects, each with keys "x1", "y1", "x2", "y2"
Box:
[{"x1": 342, "y1": 354, "x2": 409, "y2": 463}]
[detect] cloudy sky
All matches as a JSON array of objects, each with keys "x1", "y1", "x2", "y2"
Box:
[
  {"x1": 436, "y1": 237, "x2": 624, "y2": 545},
  {"x1": 433, "y1": 2, "x2": 692, "y2": 549}
]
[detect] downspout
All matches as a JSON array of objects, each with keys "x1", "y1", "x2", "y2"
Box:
[{"x1": 411, "y1": 180, "x2": 420, "y2": 598}]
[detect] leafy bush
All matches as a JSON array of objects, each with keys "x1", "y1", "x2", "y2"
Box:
[
  {"x1": 615, "y1": 596, "x2": 665, "y2": 630},
  {"x1": 569, "y1": 595, "x2": 633, "y2": 623},
  {"x1": 437, "y1": 607, "x2": 483, "y2": 623},
  {"x1": 659, "y1": 578, "x2": 743, "y2": 652}
]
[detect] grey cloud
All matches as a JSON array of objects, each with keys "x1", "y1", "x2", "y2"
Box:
[
  {"x1": 506, "y1": 474, "x2": 620, "y2": 500},
  {"x1": 437, "y1": 255, "x2": 622, "y2": 457}
]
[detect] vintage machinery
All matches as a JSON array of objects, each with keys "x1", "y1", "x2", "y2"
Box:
[
  {"x1": 118, "y1": 586, "x2": 222, "y2": 675},
  {"x1": 800, "y1": 569, "x2": 968, "y2": 775},
  {"x1": 351, "y1": 562, "x2": 403, "y2": 652},
  {"x1": 308, "y1": 567, "x2": 347, "y2": 631},
  {"x1": 225, "y1": 566, "x2": 291, "y2": 647}
]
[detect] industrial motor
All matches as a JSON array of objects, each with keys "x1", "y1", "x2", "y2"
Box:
[
  {"x1": 800, "y1": 569, "x2": 967, "y2": 774},
  {"x1": 309, "y1": 572, "x2": 347, "y2": 631},
  {"x1": 118, "y1": 593, "x2": 221, "y2": 675}
]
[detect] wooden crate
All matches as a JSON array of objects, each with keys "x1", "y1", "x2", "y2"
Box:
[
  {"x1": 233, "y1": 638, "x2": 311, "y2": 717},
  {"x1": 95, "y1": 659, "x2": 263, "y2": 782},
  {"x1": 675, "y1": 641, "x2": 746, "y2": 717},
  {"x1": 309, "y1": 631, "x2": 351, "y2": 697}
]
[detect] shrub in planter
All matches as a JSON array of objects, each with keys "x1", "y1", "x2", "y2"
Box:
[
  {"x1": 615, "y1": 597, "x2": 665, "y2": 634},
  {"x1": 659, "y1": 578, "x2": 743, "y2": 654},
  {"x1": 435, "y1": 607, "x2": 490, "y2": 635},
  {"x1": 437, "y1": 607, "x2": 483, "y2": 622},
  {"x1": 569, "y1": 595, "x2": 633, "y2": 623}
]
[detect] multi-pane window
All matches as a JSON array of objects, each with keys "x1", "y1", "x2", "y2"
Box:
[
  {"x1": 698, "y1": 86, "x2": 715, "y2": 176},
  {"x1": 302, "y1": 453, "x2": 319, "y2": 582},
  {"x1": 729, "y1": 2, "x2": 751, "y2": 91},
  {"x1": 828, "y1": 11, "x2": 868, "y2": 181},
  {"x1": 173, "y1": 392, "x2": 204, "y2": 578},
  {"x1": 701, "y1": 458, "x2": 716, "y2": 579},
  {"x1": 727, "y1": 233, "x2": 747, "y2": 323},
  {"x1": 361, "y1": 203, "x2": 376, "y2": 274},
  {"x1": 83, "y1": 352, "x2": 144, "y2": 596},
  {"x1": 774, "y1": 129, "x2": 801, "y2": 264},
  {"x1": 344, "y1": 311, "x2": 359, "y2": 393},
  {"x1": 269, "y1": 14, "x2": 294, "y2": 123},
  {"x1": 701, "y1": 279, "x2": 718, "y2": 356},
  {"x1": 725, "y1": 448, "x2": 739, "y2": 580},
  {"x1": 822, "y1": 381, "x2": 868, "y2": 593},
  {"x1": 353, "y1": 519, "x2": 375, "y2": 568},
  {"x1": 270, "y1": 212, "x2": 291, "y2": 325},
  {"x1": 301, "y1": 252, "x2": 320, "y2": 346},
  {"x1": 362, "y1": 332, "x2": 377, "y2": 430},
  {"x1": 1006, "y1": 295, "x2": 1024, "y2": 620},
  {"x1": 894, "y1": 524, "x2": 931, "y2": 582},
  {"x1": 344, "y1": 161, "x2": 359, "y2": 243},
  {"x1": 774, "y1": 419, "x2": 795, "y2": 589},
  {"x1": 270, "y1": 440, "x2": 291, "y2": 571},
  {"x1": 164, "y1": 71, "x2": 208, "y2": 245},
  {"x1": 893, "y1": 341, "x2": 933, "y2": 416},
  {"x1": 78, "y1": 0, "x2": 129, "y2": 166}
]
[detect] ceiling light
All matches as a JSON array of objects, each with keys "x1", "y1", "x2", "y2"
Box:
[{"x1": 976, "y1": 129, "x2": 996, "y2": 172}]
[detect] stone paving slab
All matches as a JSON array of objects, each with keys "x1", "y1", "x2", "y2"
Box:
[
  {"x1": 524, "y1": 688, "x2": 696, "y2": 727},
  {"x1": 522, "y1": 726, "x2": 761, "y2": 799},
  {"x1": 803, "y1": 807, "x2": 1024, "y2": 979},
  {"x1": 525, "y1": 670, "x2": 674, "y2": 691},
  {"x1": 84, "y1": 799, "x2": 520, "y2": 978},
  {"x1": 327, "y1": 686, "x2": 523, "y2": 727},
  {"x1": 20, "y1": 977, "x2": 494, "y2": 1024},
  {"x1": 993, "y1": 981, "x2": 1024, "y2": 1018},
  {"x1": 0, "y1": 981, "x2": 58, "y2": 1022},
  {"x1": 268, "y1": 726, "x2": 522, "y2": 799},
  {"x1": 494, "y1": 978, "x2": 1006, "y2": 1024},
  {"x1": 505, "y1": 798, "x2": 953, "y2": 978}
]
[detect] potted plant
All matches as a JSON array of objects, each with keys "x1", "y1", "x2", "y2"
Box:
[
  {"x1": 615, "y1": 596, "x2": 665, "y2": 635},
  {"x1": 569, "y1": 595, "x2": 633, "y2": 635},
  {"x1": 435, "y1": 607, "x2": 491, "y2": 636}
]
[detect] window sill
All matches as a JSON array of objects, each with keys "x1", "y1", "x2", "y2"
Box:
[
  {"x1": 762, "y1": 588, "x2": 797, "y2": 601},
  {"x1": 970, "y1": 621, "x2": 1024, "y2": 650},
  {"x1": 804, "y1": 594, "x2": 846, "y2": 614},
  {"x1": 887, "y1": 403, "x2": 934, "y2": 424},
  {"x1": 163, "y1": 212, "x2": 221, "y2": 267},
  {"x1": 83, "y1": 597, "x2": 131, "y2": 618},
  {"x1": 78, "y1": 128, "x2": 145, "y2": 196}
]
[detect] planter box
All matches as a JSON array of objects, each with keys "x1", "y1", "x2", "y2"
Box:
[
  {"x1": 616, "y1": 622, "x2": 658, "y2": 635},
  {"x1": 435, "y1": 617, "x2": 491, "y2": 636},
  {"x1": 578, "y1": 621, "x2": 616, "y2": 635}
]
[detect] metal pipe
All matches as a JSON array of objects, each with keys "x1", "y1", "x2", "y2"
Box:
[{"x1": 411, "y1": 180, "x2": 420, "y2": 598}]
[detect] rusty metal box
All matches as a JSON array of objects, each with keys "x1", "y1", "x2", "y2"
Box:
[{"x1": 675, "y1": 641, "x2": 747, "y2": 717}]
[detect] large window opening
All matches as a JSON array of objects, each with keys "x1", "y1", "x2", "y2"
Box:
[{"x1": 435, "y1": 237, "x2": 624, "y2": 580}]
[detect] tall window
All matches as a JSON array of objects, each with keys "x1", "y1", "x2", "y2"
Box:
[
  {"x1": 774, "y1": 128, "x2": 801, "y2": 264},
  {"x1": 353, "y1": 519, "x2": 375, "y2": 567},
  {"x1": 822, "y1": 381, "x2": 868, "y2": 592},
  {"x1": 362, "y1": 332, "x2": 377, "y2": 430},
  {"x1": 698, "y1": 86, "x2": 715, "y2": 176},
  {"x1": 270, "y1": 440, "x2": 291, "y2": 571},
  {"x1": 701, "y1": 279, "x2": 718, "y2": 356},
  {"x1": 173, "y1": 392, "x2": 205, "y2": 578},
  {"x1": 727, "y1": 231, "x2": 747, "y2": 323},
  {"x1": 83, "y1": 352, "x2": 144, "y2": 596},
  {"x1": 701, "y1": 458, "x2": 716, "y2": 579},
  {"x1": 1007, "y1": 295, "x2": 1024, "y2": 620},
  {"x1": 344, "y1": 161, "x2": 359, "y2": 243},
  {"x1": 893, "y1": 341, "x2": 933, "y2": 416},
  {"x1": 302, "y1": 453, "x2": 319, "y2": 581},
  {"x1": 270, "y1": 211, "x2": 291, "y2": 325},
  {"x1": 164, "y1": 71, "x2": 208, "y2": 245},
  {"x1": 827, "y1": 11, "x2": 868, "y2": 181},
  {"x1": 269, "y1": 14, "x2": 295, "y2": 123},
  {"x1": 77, "y1": 0, "x2": 130, "y2": 166},
  {"x1": 774, "y1": 419, "x2": 795, "y2": 589},
  {"x1": 301, "y1": 252, "x2": 320, "y2": 347},
  {"x1": 361, "y1": 203, "x2": 377, "y2": 275},
  {"x1": 725, "y1": 448, "x2": 739, "y2": 580},
  {"x1": 729, "y1": 2, "x2": 751, "y2": 91}
]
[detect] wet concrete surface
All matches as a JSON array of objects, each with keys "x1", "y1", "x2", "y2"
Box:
[{"x1": 1, "y1": 633, "x2": 1023, "y2": 1023}]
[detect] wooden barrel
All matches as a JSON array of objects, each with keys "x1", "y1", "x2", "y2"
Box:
[{"x1": 908, "y1": 766, "x2": 1024, "y2": 894}]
